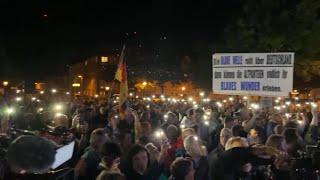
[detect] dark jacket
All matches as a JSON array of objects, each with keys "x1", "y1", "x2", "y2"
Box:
[{"x1": 195, "y1": 156, "x2": 209, "y2": 180}]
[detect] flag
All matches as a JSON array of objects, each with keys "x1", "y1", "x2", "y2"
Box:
[{"x1": 115, "y1": 46, "x2": 128, "y2": 120}]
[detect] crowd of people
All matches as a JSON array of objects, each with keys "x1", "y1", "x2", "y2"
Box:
[{"x1": 0, "y1": 92, "x2": 319, "y2": 180}]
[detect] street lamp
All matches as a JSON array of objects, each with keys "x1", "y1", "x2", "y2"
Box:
[
  {"x1": 142, "y1": 81, "x2": 147, "y2": 86},
  {"x1": 2, "y1": 81, "x2": 8, "y2": 87},
  {"x1": 181, "y1": 87, "x2": 186, "y2": 91},
  {"x1": 199, "y1": 92, "x2": 205, "y2": 97}
]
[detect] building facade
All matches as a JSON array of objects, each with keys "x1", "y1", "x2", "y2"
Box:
[{"x1": 69, "y1": 55, "x2": 119, "y2": 97}]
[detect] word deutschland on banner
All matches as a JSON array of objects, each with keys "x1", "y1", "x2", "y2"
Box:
[{"x1": 212, "y1": 53, "x2": 294, "y2": 97}]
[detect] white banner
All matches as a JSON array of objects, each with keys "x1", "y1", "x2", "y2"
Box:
[{"x1": 212, "y1": 53, "x2": 294, "y2": 97}]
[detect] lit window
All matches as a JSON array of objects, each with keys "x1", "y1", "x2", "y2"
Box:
[{"x1": 101, "y1": 56, "x2": 108, "y2": 63}]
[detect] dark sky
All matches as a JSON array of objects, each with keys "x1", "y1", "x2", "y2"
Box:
[{"x1": 0, "y1": 0, "x2": 242, "y2": 79}]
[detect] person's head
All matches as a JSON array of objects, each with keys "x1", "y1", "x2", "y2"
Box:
[
  {"x1": 166, "y1": 112, "x2": 179, "y2": 125},
  {"x1": 24, "y1": 113, "x2": 35, "y2": 122},
  {"x1": 225, "y1": 137, "x2": 249, "y2": 150},
  {"x1": 192, "y1": 108, "x2": 204, "y2": 123},
  {"x1": 181, "y1": 128, "x2": 196, "y2": 140},
  {"x1": 284, "y1": 121, "x2": 298, "y2": 129},
  {"x1": 270, "y1": 113, "x2": 283, "y2": 124},
  {"x1": 7, "y1": 135, "x2": 56, "y2": 174},
  {"x1": 255, "y1": 117, "x2": 266, "y2": 128},
  {"x1": 231, "y1": 125, "x2": 247, "y2": 138},
  {"x1": 183, "y1": 135, "x2": 204, "y2": 157},
  {"x1": 54, "y1": 114, "x2": 69, "y2": 128},
  {"x1": 239, "y1": 108, "x2": 251, "y2": 122},
  {"x1": 247, "y1": 127, "x2": 265, "y2": 145},
  {"x1": 126, "y1": 145, "x2": 149, "y2": 175},
  {"x1": 166, "y1": 125, "x2": 179, "y2": 142},
  {"x1": 96, "y1": 172, "x2": 126, "y2": 180},
  {"x1": 99, "y1": 142, "x2": 122, "y2": 169},
  {"x1": 274, "y1": 125, "x2": 284, "y2": 135},
  {"x1": 220, "y1": 128, "x2": 232, "y2": 148},
  {"x1": 265, "y1": 134, "x2": 287, "y2": 152},
  {"x1": 224, "y1": 116, "x2": 235, "y2": 129},
  {"x1": 140, "y1": 121, "x2": 152, "y2": 136},
  {"x1": 90, "y1": 128, "x2": 109, "y2": 149},
  {"x1": 186, "y1": 109, "x2": 194, "y2": 118},
  {"x1": 145, "y1": 143, "x2": 160, "y2": 162},
  {"x1": 170, "y1": 158, "x2": 195, "y2": 180}
]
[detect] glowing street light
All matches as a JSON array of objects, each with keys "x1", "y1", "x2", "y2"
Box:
[
  {"x1": 40, "y1": 91, "x2": 45, "y2": 94},
  {"x1": 129, "y1": 93, "x2": 133, "y2": 97},
  {"x1": 72, "y1": 83, "x2": 81, "y2": 87},
  {"x1": 199, "y1": 92, "x2": 205, "y2": 97},
  {"x1": 2, "y1": 81, "x2": 8, "y2": 87},
  {"x1": 142, "y1": 81, "x2": 147, "y2": 86},
  {"x1": 181, "y1": 86, "x2": 186, "y2": 91},
  {"x1": 243, "y1": 96, "x2": 248, "y2": 100},
  {"x1": 51, "y1": 89, "x2": 57, "y2": 93},
  {"x1": 15, "y1": 97, "x2": 22, "y2": 102},
  {"x1": 105, "y1": 86, "x2": 110, "y2": 91}
]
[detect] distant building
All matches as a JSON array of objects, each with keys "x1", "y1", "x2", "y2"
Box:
[{"x1": 69, "y1": 55, "x2": 119, "y2": 97}]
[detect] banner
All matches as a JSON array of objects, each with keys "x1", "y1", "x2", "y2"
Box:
[{"x1": 212, "y1": 53, "x2": 294, "y2": 97}]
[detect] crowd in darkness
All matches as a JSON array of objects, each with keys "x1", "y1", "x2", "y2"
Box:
[{"x1": 0, "y1": 93, "x2": 319, "y2": 180}]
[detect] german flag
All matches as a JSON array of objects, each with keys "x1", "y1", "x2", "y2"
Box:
[{"x1": 115, "y1": 46, "x2": 128, "y2": 120}]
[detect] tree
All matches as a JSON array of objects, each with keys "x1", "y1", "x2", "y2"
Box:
[{"x1": 220, "y1": 0, "x2": 320, "y2": 82}]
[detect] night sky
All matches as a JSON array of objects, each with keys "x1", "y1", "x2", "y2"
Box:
[{"x1": 0, "y1": 0, "x2": 242, "y2": 79}]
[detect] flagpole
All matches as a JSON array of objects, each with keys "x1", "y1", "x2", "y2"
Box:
[{"x1": 107, "y1": 45, "x2": 126, "y2": 105}]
